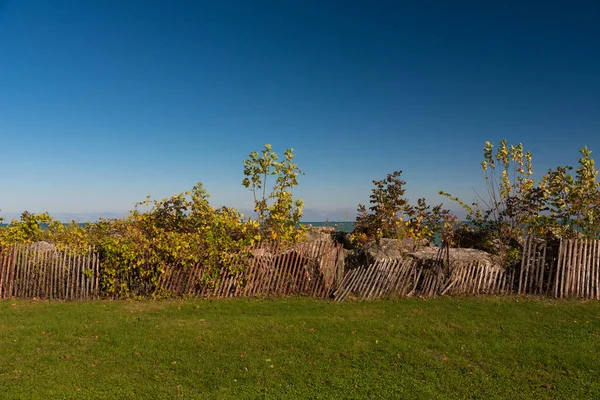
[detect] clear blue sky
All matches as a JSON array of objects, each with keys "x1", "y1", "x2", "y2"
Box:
[{"x1": 1, "y1": 0, "x2": 599, "y2": 221}]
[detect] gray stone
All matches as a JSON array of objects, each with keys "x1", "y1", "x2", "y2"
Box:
[
  {"x1": 303, "y1": 225, "x2": 335, "y2": 243},
  {"x1": 409, "y1": 246, "x2": 500, "y2": 268},
  {"x1": 345, "y1": 237, "x2": 430, "y2": 268}
]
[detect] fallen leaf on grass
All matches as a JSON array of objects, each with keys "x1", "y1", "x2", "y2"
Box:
[{"x1": 541, "y1": 384, "x2": 556, "y2": 389}]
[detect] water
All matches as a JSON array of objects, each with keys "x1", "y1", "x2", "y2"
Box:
[{"x1": 300, "y1": 221, "x2": 355, "y2": 232}]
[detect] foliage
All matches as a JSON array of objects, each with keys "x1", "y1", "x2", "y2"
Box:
[
  {"x1": 0, "y1": 144, "x2": 313, "y2": 297},
  {"x1": 0, "y1": 185, "x2": 260, "y2": 298},
  {"x1": 441, "y1": 140, "x2": 600, "y2": 265},
  {"x1": 444, "y1": 141, "x2": 542, "y2": 231},
  {"x1": 242, "y1": 144, "x2": 305, "y2": 242},
  {"x1": 354, "y1": 171, "x2": 455, "y2": 245},
  {"x1": 3, "y1": 139, "x2": 600, "y2": 298},
  {"x1": 540, "y1": 146, "x2": 600, "y2": 239},
  {"x1": 94, "y1": 183, "x2": 258, "y2": 297},
  {"x1": 440, "y1": 140, "x2": 546, "y2": 263},
  {"x1": 0, "y1": 211, "x2": 82, "y2": 248}
]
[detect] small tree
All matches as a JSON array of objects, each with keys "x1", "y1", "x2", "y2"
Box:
[
  {"x1": 354, "y1": 171, "x2": 455, "y2": 245},
  {"x1": 354, "y1": 171, "x2": 412, "y2": 241},
  {"x1": 571, "y1": 146, "x2": 600, "y2": 237},
  {"x1": 440, "y1": 140, "x2": 544, "y2": 263},
  {"x1": 242, "y1": 144, "x2": 304, "y2": 242}
]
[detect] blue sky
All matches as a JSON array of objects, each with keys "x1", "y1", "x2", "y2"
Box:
[{"x1": 1, "y1": 0, "x2": 599, "y2": 221}]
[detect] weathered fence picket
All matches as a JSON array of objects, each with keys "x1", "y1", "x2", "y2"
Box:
[{"x1": 0, "y1": 244, "x2": 100, "y2": 300}]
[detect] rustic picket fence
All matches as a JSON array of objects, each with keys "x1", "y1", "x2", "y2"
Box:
[
  {"x1": 553, "y1": 239, "x2": 600, "y2": 299},
  {"x1": 334, "y1": 255, "x2": 509, "y2": 301},
  {"x1": 0, "y1": 244, "x2": 100, "y2": 300},
  {"x1": 508, "y1": 237, "x2": 600, "y2": 299},
  {"x1": 0, "y1": 241, "x2": 343, "y2": 300},
  {"x1": 335, "y1": 237, "x2": 600, "y2": 301},
  {"x1": 2, "y1": 237, "x2": 600, "y2": 301},
  {"x1": 154, "y1": 240, "x2": 344, "y2": 298}
]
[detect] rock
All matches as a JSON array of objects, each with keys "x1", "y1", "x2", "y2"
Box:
[
  {"x1": 408, "y1": 247, "x2": 500, "y2": 268},
  {"x1": 303, "y1": 225, "x2": 335, "y2": 243},
  {"x1": 332, "y1": 230, "x2": 354, "y2": 249},
  {"x1": 364, "y1": 238, "x2": 429, "y2": 259},
  {"x1": 348, "y1": 237, "x2": 430, "y2": 268}
]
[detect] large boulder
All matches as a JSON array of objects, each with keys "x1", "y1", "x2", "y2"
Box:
[
  {"x1": 365, "y1": 237, "x2": 429, "y2": 259},
  {"x1": 303, "y1": 226, "x2": 335, "y2": 243},
  {"x1": 348, "y1": 237, "x2": 430, "y2": 267},
  {"x1": 408, "y1": 246, "x2": 500, "y2": 268}
]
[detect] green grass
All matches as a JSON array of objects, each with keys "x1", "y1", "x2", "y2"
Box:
[{"x1": 1, "y1": 297, "x2": 599, "y2": 399}]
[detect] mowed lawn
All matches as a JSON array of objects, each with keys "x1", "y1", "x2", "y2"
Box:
[{"x1": 1, "y1": 297, "x2": 599, "y2": 399}]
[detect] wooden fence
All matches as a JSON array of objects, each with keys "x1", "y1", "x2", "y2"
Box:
[
  {"x1": 2, "y1": 237, "x2": 600, "y2": 301},
  {"x1": 509, "y1": 237, "x2": 599, "y2": 299},
  {"x1": 0, "y1": 244, "x2": 100, "y2": 300},
  {"x1": 154, "y1": 240, "x2": 343, "y2": 298},
  {"x1": 0, "y1": 241, "x2": 343, "y2": 300},
  {"x1": 551, "y1": 239, "x2": 599, "y2": 299},
  {"x1": 334, "y1": 237, "x2": 600, "y2": 301},
  {"x1": 334, "y1": 257, "x2": 509, "y2": 301}
]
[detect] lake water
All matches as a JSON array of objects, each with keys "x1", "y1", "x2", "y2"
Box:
[{"x1": 300, "y1": 222, "x2": 355, "y2": 232}]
